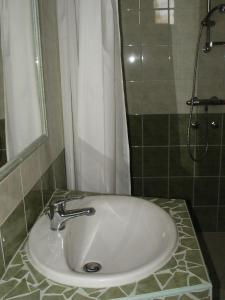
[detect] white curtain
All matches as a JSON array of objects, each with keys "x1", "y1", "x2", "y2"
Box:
[
  {"x1": 57, "y1": 0, "x2": 131, "y2": 194},
  {"x1": 0, "y1": 0, "x2": 42, "y2": 160}
]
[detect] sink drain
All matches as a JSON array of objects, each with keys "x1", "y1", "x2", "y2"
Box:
[{"x1": 83, "y1": 262, "x2": 102, "y2": 273}]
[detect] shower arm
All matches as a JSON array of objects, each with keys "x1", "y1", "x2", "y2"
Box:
[{"x1": 202, "y1": 3, "x2": 225, "y2": 52}]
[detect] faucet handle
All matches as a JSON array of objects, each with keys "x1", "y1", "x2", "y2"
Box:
[{"x1": 49, "y1": 194, "x2": 84, "y2": 210}]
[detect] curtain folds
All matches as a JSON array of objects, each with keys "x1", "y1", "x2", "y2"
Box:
[{"x1": 57, "y1": 0, "x2": 131, "y2": 194}]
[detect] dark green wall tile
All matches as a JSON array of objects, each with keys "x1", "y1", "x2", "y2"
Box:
[
  {"x1": 127, "y1": 115, "x2": 142, "y2": 146},
  {"x1": 0, "y1": 241, "x2": 5, "y2": 278},
  {"x1": 142, "y1": 46, "x2": 173, "y2": 80},
  {"x1": 143, "y1": 115, "x2": 168, "y2": 146},
  {"x1": 120, "y1": 10, "x2": 141, "y2": 46},
  {"x1": 169, "y1": 177, "x2": 193, "y2": 204},
  {"x1": 198, "y1": 47, "x2": 225, "y2": 80},
  {"x1": 120, "y1": 0, "x2": 139, "y2": 10},
  {"x1": 1, "y1": 201, "x2": 27, "y2": 266},
  {"x1": 196, "y1": 114, "x2": 222, "y2": 145},
  {"x1": 141, "y1": 80, "x2": 176, "y2": 115},
  {"x1": 131, "y1": 178, "x2": 143, "y2": 196},
  {"x1": 122, "y1": 46, "x2": 142, "y2": 81},
  {"x1": 194, "y1": 177, "x2": 219, "y2": 206},
  {"x1": 170, "y1": 146, "x2": 194, "y2": 176},
  {"x1": 218, "y1": 207, "x2": 225, "y2": 231},
  {"x1": 219, "y1": 177, "x2": 225, "y2": 206},
  {"x1": 41, "y1": 166, "x2": 55, "y2": 206},
  {"x1": 195, "y1": 146, "x2": 220, "y2": 176},
  {"x1": 130, "y1": 147, "x2": 142, "y2": 177},
  {"x1": 125, "y1": 81, "x2": 142, "y2": 114},
  {"x1": 222, "y1": 114, "x2": 225, "y2": 144},
  {"x1": 53, "y1": 151, "x2": 67, "y2": 189},
  {"x1": 143, "y1": 147, "x2": 168, "y2": 177},
  {"x1": 140, "y1": 0, "x2": 170, "y2": 10},
  {"x1": 191, "y1": 207, "x2": 217, "y2": 232},
  {"x1": 170, "y1": 114, "x2": 194, "y2": 145},
  {"x1": 143, "y1": 178, "x2": 168, "y2": 197},
  {"x1": 140, "y1": 10, "x2": 169, "y2": 45},
  {"x1": 24, "y1": 181, "x2": 43, "y2": 232},
  {"x1": 221, "y1": 147, "x2": 225, "y2": 176}
]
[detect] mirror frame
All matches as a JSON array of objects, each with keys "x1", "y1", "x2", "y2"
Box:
[{"x1": 0, "y1": 0, "x2": 48, "y2": 181}]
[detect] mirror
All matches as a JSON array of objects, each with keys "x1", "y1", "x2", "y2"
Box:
[{"x1": 0, "y1": 0, "x2": 47, "y2": 173}]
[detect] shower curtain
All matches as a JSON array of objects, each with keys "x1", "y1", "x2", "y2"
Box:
[
  {"x1": 0, "y1": 0, "x2": 42, "y2": 160},
  {"x1": 57, "y1": 0, "x2": 131, "y2": 194}
]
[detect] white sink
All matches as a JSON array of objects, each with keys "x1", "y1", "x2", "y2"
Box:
[{"x1": 27, "y1": 195, "x2": 178, "y2": 288}]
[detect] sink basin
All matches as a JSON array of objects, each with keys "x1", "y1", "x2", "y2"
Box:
[{"x1": 27, "y1": 195, "x2": 178, "y2": 288}]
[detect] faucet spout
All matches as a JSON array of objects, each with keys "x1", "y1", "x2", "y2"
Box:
[{"x1": 46, "y1": 195, "x2": 95, "y2": 231}]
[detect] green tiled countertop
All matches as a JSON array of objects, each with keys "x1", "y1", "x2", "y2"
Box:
[{"x1": 0, "y1": 192, "x2": 212, "y2": 300}]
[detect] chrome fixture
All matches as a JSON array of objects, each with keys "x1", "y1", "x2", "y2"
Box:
[
  {"x1": 46, "y1": 195, "x2": 95, "y2": 230},
  {"x1": 186, "y1": 96, "x2": 225, "y2": 106},
  {"x1": 186, "y1": 2, "x2": 225, "y2": 162},
  {"x1": 202, "y1": 3, "x2": 225, "y2": 53}
]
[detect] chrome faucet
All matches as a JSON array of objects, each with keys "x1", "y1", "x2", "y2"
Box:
[{"x1": 46, "y1": 194, "x2": 95, "y2": 231}]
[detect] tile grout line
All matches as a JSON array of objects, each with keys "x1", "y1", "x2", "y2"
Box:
[
  {"x1": 141, "y1": 115, "x2": 144, "y2": 196},
  {"x1": 216, "y1": 114, "x2": 224, "y2": 230},
  {"x1": 168, "y1": 114, "x2": 170, "y2": 199},
  {"x1": 0, "y1": 230, "x2": 6, "y2": 271},
  {"x1": 19, "y1": 167, "x2": 28, "y2": 235}
]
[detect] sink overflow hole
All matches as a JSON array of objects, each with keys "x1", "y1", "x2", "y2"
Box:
[{"x1": 83, "y1": 262, "x2": 102, "y2": 273}]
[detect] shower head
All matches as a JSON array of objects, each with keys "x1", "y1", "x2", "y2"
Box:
[{"x1": 202, "y1": 4, "x2": 225, "y2": 25}]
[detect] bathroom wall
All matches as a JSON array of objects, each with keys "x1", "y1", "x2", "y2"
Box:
[
  {"x1": 0, "y1": 0, "x2": 66, "y2": 278},
  {"x1": 120, "y1": 0, "x2": 225, "y2": 232}
]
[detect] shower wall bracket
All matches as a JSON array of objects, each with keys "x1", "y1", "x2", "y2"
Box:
[{"x1": 186, "y1": 96, "x2": 225, "y2": 106}]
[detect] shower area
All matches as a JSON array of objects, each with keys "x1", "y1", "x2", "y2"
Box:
[{"x1": 119, "y1": 0, "x2": 225, "y2": 298}]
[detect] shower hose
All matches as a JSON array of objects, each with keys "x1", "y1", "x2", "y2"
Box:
[{"x1": 187, "y1": 24, "x2": 209, "y2": 162}]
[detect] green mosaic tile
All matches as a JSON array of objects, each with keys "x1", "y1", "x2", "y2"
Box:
[
  {"x1": 14, "y1": 269, "x2": 28, "y2": 279},
  {"x1": 98, "y1": 288, "x2": 126, "y2": 300},
  {"x1": 155, "y1": 273, "x2": 171, "y2": 286},
  {"x1": 180, "y1": 296, "x2": 193, "y2": 300},
  {"x1": 165, "y1": 271, "x2": 189, "y2": 289},
  {"x1": 0, "y1": 195, "x2": 211, "y2": 300},
  {"x1": 63, "y1": 289, "x2": 76, "y2": 299},
  {"x1": 2, "y1": 265, "x2": 22, "y2": 280},
  {"x1": 42, "y1": 296, "x2": 65, "y2": 300},
  {"x1": 181, "y1": 238, "x2": 199, "y2": 249},
  {"x1": 189, "y1": 266, "x2": 208, "y2": 282},
  {"x1": 136, "y1": 275, "x2": 160, "y2": 294},
  {"x1": 3, "y1": 279, "x2": 30, "y2": 299},
  {"x1": 45, "y1": 285, "x2": 66, "y2": 294},
  {"x1": 185, "y1": 250, "x2": 202, "y2": 265},
  {"x1": 25, "y1": 261, "x2": 45, "y2": 283},
  {"x1": 27, "y1": 274, "x2": 35, "y2": 284},
  {"x1": 192, "y1": 290, "x2": 210, "y2": 298},
  {"x1": 158, "y1": 257, "x2": 177, "y2": 270},
  {"x1": 188, "y1": 275, "x2": 202, "y2": 285},
  {"x1": 10, "y1": 252, "x2": 23, "y2": 265},
  {"x1": 120, "y1": 283, "x2": 136, "y2": 295},
  {"x1": 8, "y1": 290, "x2": 40, "y2": 300},
  {"x1": 36, "y1": 280, "x2": 50, "y2": 290},
  {"x1": 0, "y1": 280, "x2": 18, "y2": 299},
  {"x1": 71, "y1": 294, "x2": 93, "y2": 300}
]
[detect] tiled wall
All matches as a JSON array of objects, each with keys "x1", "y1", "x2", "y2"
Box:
[
  {"x1": 120, "y1": 0, "x2": 225, "y2": 115},
  {"x1": 120, "y1": 0, "x2": 225, "y2": 232},
  {"x1": 128, "y1": 113, "x2": 225, "y2": 232},
  {"x1": 0, "y1": 0, "x2": 66, "y2": 279}
]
